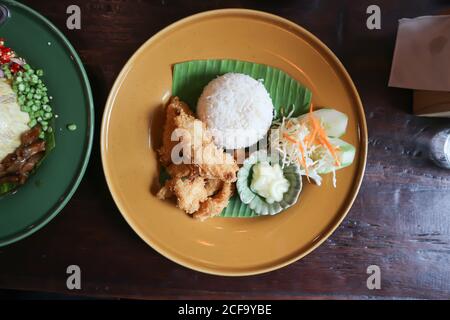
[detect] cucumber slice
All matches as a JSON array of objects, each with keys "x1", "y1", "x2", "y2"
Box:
[
  {"x1": 316, "y1": 138, "x2": 356, "y2": 174},
  {"x1": 299, "y1": 108, "x2": 348, "y2": 138}
]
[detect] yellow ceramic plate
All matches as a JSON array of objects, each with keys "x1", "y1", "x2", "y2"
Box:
[{"x1": 101, "y1": 9, "x2": 367, "y2": 276}]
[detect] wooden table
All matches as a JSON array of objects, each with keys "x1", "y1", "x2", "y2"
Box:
[{"x1": 0, "y1": 0, "x2": 449, "y2": 300}]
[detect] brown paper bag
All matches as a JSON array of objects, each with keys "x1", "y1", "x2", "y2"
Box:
[
  {"x1": 389, "y1": 15, "x2": 450, "y2": 117},
  {"x1": 413, "y1": 90, "x2": 450, "y2": 117}
]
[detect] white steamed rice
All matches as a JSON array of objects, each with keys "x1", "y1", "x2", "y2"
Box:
[{"x1": 197, "y1": 73, "x2": 274, "y2": 149}]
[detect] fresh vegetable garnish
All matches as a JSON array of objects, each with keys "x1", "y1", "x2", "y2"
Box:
[
  {"x1": 271, "y1": 103, "x2": 355, "y2": 187},
  {"x1": 67, "y1": 124, "x2": 77, "y2": 131},
  {"x1": 0, "y1": 38, "x2": 56, "y2": 196},
  {"x1": 309, "y1": 108, "x2": 341, "y2": 167},
  {"x1": 0, "y1": 39, "x2": 53, "y2": 139},
  {"x1": 282, "y1": 132, "x2": 310, "y2": 179}
]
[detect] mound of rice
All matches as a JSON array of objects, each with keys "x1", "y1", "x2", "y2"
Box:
[{"x1": 197, "y1": 73, "x2": 274, "y2": 150}]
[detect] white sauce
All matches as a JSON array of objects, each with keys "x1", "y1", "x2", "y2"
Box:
[
  {"x1": 0, "y1": 79, "x2": 30, "y2": 160},
  {"x1": 250, "y1": 161, "x2": 290, "y2": 204}
]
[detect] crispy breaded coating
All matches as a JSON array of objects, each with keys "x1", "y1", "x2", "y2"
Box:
[
  {"x1": 156, "y1": 183, "x2": 173, "y2": 200},
  {"x1": 204, "y1": 179, "x2": 223, "y2": 197},
  {"x1": 171, "y1": 176, "x2": 208, "y2": 214},
  {"x1": 172, "y1": 109, "x2": 238, "y2": 182},
  {"x1": 194, "y1": 182, "x2": 234, "y2": 221},
  {"x1": 156, "y1": 96, "x2": 239, "y2": 220},
  {"x1": 166, "y1": 163, "x2": 198, "y2": 179},
  {"x1": 158, "y1": 97, "x2": 194, "y2": 166}
]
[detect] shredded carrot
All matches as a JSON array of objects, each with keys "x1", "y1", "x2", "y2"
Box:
[
  {"x1": 305, "y1": 102, "x2": 318, "y2": 146},
  {"x1": 308, "y1": 102, "x2": 341, "y2": 166},
  {"x1": 320, "y1": 135, "x2": 341, "y2": 166},
  {"x1": 297, "y1": 139, "x2": 310, "y2": 178},
  {"x1": 283, "y1": 133, "x2": 309, "y2": 177},
  {"x1": 306, "y1": 124, "x2": 318, "y2": 147},
  {"x1": 283, "y1": 133, "x2": 298, "y2": 145},
  {"x1": 281, "y1": 101, "x2": 340, "y2": 179}
]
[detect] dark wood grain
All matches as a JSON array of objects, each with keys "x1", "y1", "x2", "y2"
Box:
[{"x1": 0, "y1": 0, "x2": 449, "y2": 300}]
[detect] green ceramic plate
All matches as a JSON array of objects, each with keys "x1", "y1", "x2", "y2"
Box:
[{"x1": 0, "y1": 0, "x2": 94, "y2": 246}]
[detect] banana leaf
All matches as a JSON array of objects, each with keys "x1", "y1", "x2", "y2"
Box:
[{"x1": 172, "y1": 59, "x2": 312, "y2": 217}]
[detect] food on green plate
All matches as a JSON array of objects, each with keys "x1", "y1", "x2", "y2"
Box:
[
  {"x1": 236, "y1": 150, "x2": 302, "y2": 216},
  {"x1": 250, "y1": 161, "x2": 290, "y2": 204},
  {"x1": 67, "y1": 124, "x2": 77, "y2": 131},
  {"x1": 157, "y1": 59, "x2": 357, "y2": 220},
  {"x1": 197, "y1": 73, "x2": 274, "y2": 150},
  {"x1": 0, "y1": 79, "x2": 30, "y2": 160},
  {"x1": 271, "y1": 103, "x2": 355, "y2": 187},
  {"x1": 0, "y1": 38, "x2": 55, "y2": 194}
]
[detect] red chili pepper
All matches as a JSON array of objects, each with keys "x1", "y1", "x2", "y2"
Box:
[
  {"x1": 0, "y1": 55, "x2": 10, "y2": 64},
  {"x1": 10, "y1": 63, "x2": 21, "y2": 73}
]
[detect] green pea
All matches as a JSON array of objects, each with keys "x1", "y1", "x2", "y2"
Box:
[{"x1": 67, "y1": 124, "x2": 77, "y2": 131}]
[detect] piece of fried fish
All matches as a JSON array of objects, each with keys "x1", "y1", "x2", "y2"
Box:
[{"x1": 157, "y1": 97, "x2": 238, "y2": 220}]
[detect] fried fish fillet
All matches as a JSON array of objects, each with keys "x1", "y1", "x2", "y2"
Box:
[
  {"x1": 157, "y1": 96, "x2": 238, "y2": 220},
  {"x1": 156, "y1": 183, "x2": 173, "y2": 200},
  {"x1": 171, "y1": 105, "x2": 238, "y2": 182},
  {"x1": 158, "y1": 97, "x2": 193, "y2": 166},
  {"x1": 204, "y1": 179, "x2": 223, "y2": 197},
  {"x1": 158, "y1": 176, "x2": 208, "y2": 214},
  {"x1": 194, "y1": 182, "x2": 234, "y2": 221},
  {"x1": 166, "y1": 163, "x2": 198, "y2": 179}
]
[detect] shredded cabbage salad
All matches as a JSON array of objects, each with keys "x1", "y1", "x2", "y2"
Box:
[{"x1": 271, "y1": 104, "x2": 341, "y2": 187}]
